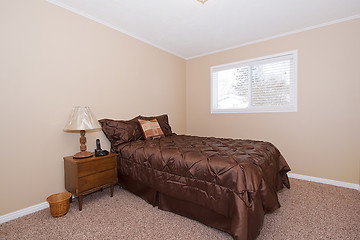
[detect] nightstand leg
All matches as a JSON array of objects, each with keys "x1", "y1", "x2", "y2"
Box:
[
  {"x1": 110, "y1": 184, "x2": 114, "y2": 197},
  {"x1": 78, "y1": 195, "x2": 83, "y2": 211}
]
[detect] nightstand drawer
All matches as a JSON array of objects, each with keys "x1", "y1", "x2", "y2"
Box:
[
  {"x1": 78, "y1": 169, "x2": 116, "y2": 192},
  {"x1": 78, "y1": 157, "x2": 115, "y2": 177}
]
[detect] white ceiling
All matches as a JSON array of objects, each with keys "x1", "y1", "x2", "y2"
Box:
[{"x1": 47, "y1": 0, "x2": 360, "y2": 59}]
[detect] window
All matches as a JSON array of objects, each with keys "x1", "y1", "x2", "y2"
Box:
[{"x1": 211, "y1": 51, "x2": 297, "y2": 113}]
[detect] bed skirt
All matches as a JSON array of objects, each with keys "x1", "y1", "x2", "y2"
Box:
[{"x1": 117, "y1": 174, "x2": 266, "y2": 240}]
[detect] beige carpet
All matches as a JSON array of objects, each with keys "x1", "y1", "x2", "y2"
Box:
[{"x1": 1, "y1": 178, "x2": 359, "y2": 240}]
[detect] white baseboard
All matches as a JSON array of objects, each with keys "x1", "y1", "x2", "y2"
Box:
[
  {"x1": 288, "y1": 173, "x2": 360, "y2": 191},
  {"x1": 0, "y1": 202, "x2": 49, "y2": 224}
]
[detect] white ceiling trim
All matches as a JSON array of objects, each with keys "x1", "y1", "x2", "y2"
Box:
[
  {"x1": 46, "y1": 0, "x2": 360, "y2": 60},
  {"x1": 187, "y1": 14, "x2": 360, "y2": 60}
]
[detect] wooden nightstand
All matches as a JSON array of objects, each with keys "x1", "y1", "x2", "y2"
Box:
[{"x1": 64, "y1": 152, "x2": 117, "y2": 210}]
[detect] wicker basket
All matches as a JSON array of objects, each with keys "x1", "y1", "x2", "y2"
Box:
[{"x1": 46, "y1": 192, "x2": 72, "y2": 217}]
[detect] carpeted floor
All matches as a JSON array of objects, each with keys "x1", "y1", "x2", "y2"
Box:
[{"x1": 0, "y1": 178, "x2": 359, "y2": 240}]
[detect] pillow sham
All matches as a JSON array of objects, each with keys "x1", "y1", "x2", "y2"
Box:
[
  {"x1": 139, "y1": 114, "x2": 172, "y2": 137},
  {"x1": 138, "y1": 119, "x2": 164, "y2": 139},
  {"x1": 99, "y1": 116, "x2": 143, "y2": 151}
]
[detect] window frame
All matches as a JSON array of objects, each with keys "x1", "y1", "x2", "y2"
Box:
[{"x1": 210, "y1": 50, "x2": 298, "y2": 114}]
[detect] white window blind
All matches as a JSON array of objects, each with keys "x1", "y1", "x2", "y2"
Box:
[{"x1": 211, "y1": 50, "x2": 297, "y2": 113}]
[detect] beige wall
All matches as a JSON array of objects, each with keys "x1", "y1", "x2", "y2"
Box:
[
  {"x1": 186, "y1": 19, "x2": 360, "y2": 185},
  {"x1": 0, "y1": 0, "x2": 186, "y2": 215}
]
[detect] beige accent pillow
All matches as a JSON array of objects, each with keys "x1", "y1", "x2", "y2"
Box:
[{"x1": 138, "y1": 119, "x2": 164, "y2": 139}]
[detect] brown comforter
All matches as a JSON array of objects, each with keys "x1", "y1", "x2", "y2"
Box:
[{"x1": 115, "y1": 134, "x2": 290, "y2": 240}]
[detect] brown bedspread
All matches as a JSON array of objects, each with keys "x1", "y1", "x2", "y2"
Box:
[{"x1": 116, "y1": 134, "x2": 290, "y2": 240}]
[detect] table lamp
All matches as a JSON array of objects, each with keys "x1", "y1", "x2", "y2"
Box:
[{"x1": 63, "y1": 106, "x2": 101, "y2": 158}]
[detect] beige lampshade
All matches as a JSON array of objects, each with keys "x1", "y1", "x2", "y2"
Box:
[{"x1": 63, "y1": 106, "x2": 101, "y2": 131}]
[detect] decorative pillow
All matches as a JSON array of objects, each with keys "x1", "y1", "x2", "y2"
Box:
[
  {"x1": 98, "y1": 116, "x2": 143, "y2": 152},
  {"x1": 139, "y1": 114, "x2": 172, "y2": 137},
  {"x1": 138, "y1": 119, "x2": 164, "y2": 139}
]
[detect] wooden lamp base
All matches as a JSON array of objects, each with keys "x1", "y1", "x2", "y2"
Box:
[
  {"x1": 73, "y1": 130, "x2": 93, "y2": 159},
  {"x1": 73, "y1": 151, "x2": 93, "y2": 159}
]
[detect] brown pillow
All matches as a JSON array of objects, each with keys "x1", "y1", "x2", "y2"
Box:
[
  {"x1": 138, "y1": 119, "x2": 164, "y2": 139},
  {"x1": 139, "y1": 114, "x2": 172, "y2": 137},
  {"x1": 99, "y1": 116, "x2": 143, "y2": 151}
]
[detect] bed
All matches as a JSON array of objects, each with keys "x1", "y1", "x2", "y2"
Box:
[{"x1": 99, "y1": 115, "x2": 291, "y2": 240}]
